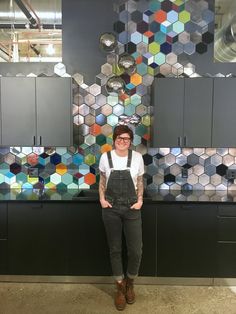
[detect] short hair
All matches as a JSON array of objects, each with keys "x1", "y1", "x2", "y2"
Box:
[{"x1": 113, "y1": 125, "x2": 134, "y2": 142}]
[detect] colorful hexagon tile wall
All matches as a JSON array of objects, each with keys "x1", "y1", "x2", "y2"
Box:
[{"x1": 1, "y1": 0, "x2": 230, "y2": 192}]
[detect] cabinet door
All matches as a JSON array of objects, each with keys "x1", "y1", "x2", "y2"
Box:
[
  {"x1": 1, "y1": 77, "x2": 36, "y2": 146},
  {"x1": 36, "y1": 77, "x2": 72, "y2": 146},
  {"x1": 157, "y1": 204, "x2": 217, "y2": 277},
  {"x1": 212, "y1": 78, "x2": 236, "y2": 147},
  {"x1": 184, "y1": 78, "x2": 213, "y2": 147},
  {"x1": 153, "y1": 78, "x2": 184, "y2": 147},
  {"x1": 8, "y1": 202, "x2": 66, "y2": 275},
  {"x1": 67, "y1": 202, "x2": 111, "y2": 275}
]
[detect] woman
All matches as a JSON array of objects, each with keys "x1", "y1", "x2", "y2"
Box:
[{"x1": 99, "y1": 124, "x2": 144, "y2": 311}]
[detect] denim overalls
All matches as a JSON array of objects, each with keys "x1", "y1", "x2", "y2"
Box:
[{"x1": 102, "y1": 150, "x2": 143, "y2": 281}]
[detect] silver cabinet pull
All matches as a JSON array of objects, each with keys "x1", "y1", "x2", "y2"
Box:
[
  {"x1": 177, "y1": 137, "x2": 182, "y2": 147},
  {"x1": 184, "y1": 136, "x2": 187, "y2": 146}
]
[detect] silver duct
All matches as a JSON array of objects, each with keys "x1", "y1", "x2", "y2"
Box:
[{"x1": 0, "y1": 0, "x2": 61, "y2": 27}]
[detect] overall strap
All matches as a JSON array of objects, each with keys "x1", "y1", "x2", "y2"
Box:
[
  {"x1": 127, "y1": 150, "x2": 132, "y2": 168},
  {"x1": 107, "y1": 151, "x2": 114, "y2": 169}
]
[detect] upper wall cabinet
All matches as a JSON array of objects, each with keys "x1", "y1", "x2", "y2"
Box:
[
  {"x1": 0, "y1": 77, "x2": 72, "y2": 147},
  {"x1": 212, "y1": 78, "x2": 236, "y2": 147},
  {"x1": 152, "y1": 78, "x2": 213, "y2": 147}
]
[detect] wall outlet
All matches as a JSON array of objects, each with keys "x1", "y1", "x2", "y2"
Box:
[
  {"x1": 182, "y1": 168, "x2": 188, "y2": 178},
  {"x1": 28, "y1": 167, "x2": 38, "y2": 177},
  {"x1": 226, "y1": 169, "x2": 236, "y2": 180}
]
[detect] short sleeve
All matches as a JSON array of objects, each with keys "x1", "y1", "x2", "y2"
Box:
[
  {"x1": 137, "y1": 153, "x2": 144, "y2": 176},
  {"x1": 99, "y1": 152, "x2": 107, "y2": 173}
]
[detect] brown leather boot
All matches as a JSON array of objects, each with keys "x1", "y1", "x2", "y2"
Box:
[
  {"x1": 126, "y1": 277, "x2": 135, "y2": 304},
  {"x1": 115, "y1": 280, "x2": 126, "y2": 311}
]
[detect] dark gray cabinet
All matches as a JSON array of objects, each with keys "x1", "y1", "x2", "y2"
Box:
[
  {"x1": 217, "y1": 205, "x2": 236, "y2": 277},
  {"x1": 156, "y1": 203, "x2": 217, "y2": 277},
  {"x1": 8, "y1": 202, "x2": 67, "y2": 275},
  {"x1": 212, "y1": 78, "x2": 236, "y2": 147},
  {"x1": 0, "y1": 203, "x2": 7, "y2": 274},
  {"x1": 152, "y1": 78, "x2": 213, "y2": 147},
  {"x1": 1, "y1": 77, "x2": 36, "y2": 146},
  {"x1": 0, "y1": 77, "x2": 72, "y2": 146}
]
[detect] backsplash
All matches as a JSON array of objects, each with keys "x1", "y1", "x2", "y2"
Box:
[{"x1": 2, "y1": 0, "x2": 235, "y2": 191}]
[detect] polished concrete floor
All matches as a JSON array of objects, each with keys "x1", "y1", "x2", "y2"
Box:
[{"x1": 1, "y1": 282, "x2": 236, "y2": 314}]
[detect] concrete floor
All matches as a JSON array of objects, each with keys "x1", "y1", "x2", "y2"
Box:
[{"x1": 1, "y1": 282, "x2": 236, "y2": 314}]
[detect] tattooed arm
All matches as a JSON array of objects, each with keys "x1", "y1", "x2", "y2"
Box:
[
  {"x1": 99, "y1": 171, "x2": 112, "y2": 208},
  {"x1": 130, "y1": 175, "x2": 144, "y2": 210}
]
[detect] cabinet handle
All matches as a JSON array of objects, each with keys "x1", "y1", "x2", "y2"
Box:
[
  {"x1": 177, "y1": 137, "x2": 181, "y2": 146},
  {"x1": 184, "y1": 136, "x2": 187, "y2": 146},
  {"x1": 38, "y1": 136, "x2": 42, "y2": 146},
  {"x1": 33, "y1": 136, "x2": 36, "y2": 146}
]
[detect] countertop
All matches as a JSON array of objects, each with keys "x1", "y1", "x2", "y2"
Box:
[{"x1": 1, "y1": 189, "x2": 236, "y2": 203}]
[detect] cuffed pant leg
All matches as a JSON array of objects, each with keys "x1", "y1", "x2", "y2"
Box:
[
  {"x1": 123, "y1": 210, "x2": 142, "y2": 278},
  {"x1": 102, "y1": 208, "x2": 124, "y2": 280}
]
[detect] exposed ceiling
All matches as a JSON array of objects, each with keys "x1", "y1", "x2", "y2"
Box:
[{"x1": 0, "y1": 0, "x2": 62, "y2": 62}]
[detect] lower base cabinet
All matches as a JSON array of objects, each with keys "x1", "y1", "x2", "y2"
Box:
[
  {"x1": 0, "y1": 240, "x2": 7, "y2": 274},
  {"x1": 5, "y1": 200, "x2": 236, "y2": 278},
  {"x1": 8, "y1": 202, "x2": 67, "y2": 275},
  {"x1": 156, "y1": 204, "x2": 217, "y2": 277},
  {"x1": 67, "y1": 203, "x2": 111, "y2": 276}
]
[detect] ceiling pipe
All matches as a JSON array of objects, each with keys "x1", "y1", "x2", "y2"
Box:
[{"x1": 14, "y1": 0, "x2": 38, "y2": 28}]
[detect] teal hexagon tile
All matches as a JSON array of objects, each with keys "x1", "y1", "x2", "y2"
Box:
[
  {"x1": 72, "y1": 153, "x2": 84, "y2": 165},
  {"x1": 85, "y1": 134, "x2": 96, "y2": 146},
  {"x1": 61, "y1": 173, "x2": 73, "y2": 185},
  {"x1": 173, "y1": 21, "x2": 184, "y2": 34},
  {"x1": 16, "y1": 172, "x2": 28, "y2": 184},
  {"x1": 133, "y1": 134, "x2": 142, "y2": 146},
  {"x1": 22, "y1": 182, "x2": 33, "y2": 189},
  {"x1": 136, "y1": 124, "x2": 148, "y2": 137},
  {"x1": 154, "y1": 52, "x2": 166, "y2": 65},
  {"x1": 131, "y1": 31, "x2": 142, "y2": 44},
  {"x1": 107, "y1": 95, "x2": 119, "y2": 106},
  {"x1": 61, "y1": 153, "x2": 73, "y2": 165},
  {"x1": 160, "y1": 20, "x2": 172, "y2": 34},
  {"x1": 136, "y1": 63, "x2": 148, "y2": 75},
  {"x1": 124, "y1": 104, "x2": 135, "y2": 115},
  {"x1": 67, "y1": 182, "x2": 79, "y2": 189},
  {"x1": 79, "y1": 164, "x2": 90, "y2": 175},
  {"x1": 107, "y1": 114, "x2": 119, "y2": 126},
  {"x1": 167, "y1": 10, "x2": 178, "y2": 23},
  {"x1": 96, "y1": 134, "x2": 107, "y2": 145},
  {"x1": 55, "y1": 148, "x2": 67, "y2": 156},
  {"x1": 130, "y1": 94, "x2": 141, "y2": 106},
  {"x1": 50, "y1": 173, "x2": 61, "y2": 185},
  {"x1": 5, "y1": 172, "x2": 16, "y2": 185},
  {"x1": 0, "y1": 162, "x2": 10, "y2": 174},
  {"x1": 149, "y1": 0, "x2": 161, "y2": 12},
  {"x1": 79, "y1": 182, "x2": 90, "y2": 189},
  {"x1": 0, "y1": 173, "x2": 5, "y2": 184},
  {"x1": 154, "y1": 31, "x2": 166, "y2": 44}
]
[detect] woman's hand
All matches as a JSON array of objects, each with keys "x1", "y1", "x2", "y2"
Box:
[
  {"x1": 100, "y1": 198, "x2": 112, "y2": 208},
  {"x1": 130, "y1": 200, "x2": 143, "y2": 210}
]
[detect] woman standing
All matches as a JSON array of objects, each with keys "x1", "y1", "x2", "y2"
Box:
[{"x1": 99, "y1": 125, "x2": 144, "y2": 311}]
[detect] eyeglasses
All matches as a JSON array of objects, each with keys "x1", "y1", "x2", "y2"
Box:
[{"x1": 116, "y1": 136, "x2": 131, "y2": 143}]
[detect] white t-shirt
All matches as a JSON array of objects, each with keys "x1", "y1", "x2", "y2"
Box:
[{"x1": 99, "y1": 150, "x2": 144, "y2": 189}]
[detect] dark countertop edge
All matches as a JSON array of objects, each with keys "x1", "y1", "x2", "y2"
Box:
[{"x1": 1, "y1": 189, "x2": 236, "y2": 203}]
